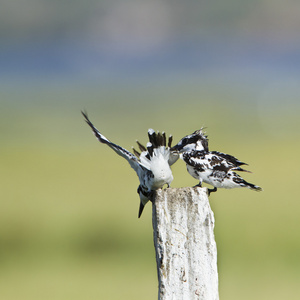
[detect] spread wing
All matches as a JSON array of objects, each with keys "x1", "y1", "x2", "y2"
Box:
[{"x1": 82, "y1": 111, "x2": 148, "y2": 172}]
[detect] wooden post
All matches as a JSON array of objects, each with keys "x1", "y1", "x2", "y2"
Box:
[{"x1": 152, "y1": 187, "x2": 219, "y2": 300}]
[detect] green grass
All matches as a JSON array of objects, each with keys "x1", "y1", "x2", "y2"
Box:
[{"x1": 1, "y1": 89, "x2": 300, "y2": 299}]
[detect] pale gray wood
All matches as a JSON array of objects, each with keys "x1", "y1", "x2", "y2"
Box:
[{"x1": 152, "y1": 187, "x2": 219, "y2": 300}]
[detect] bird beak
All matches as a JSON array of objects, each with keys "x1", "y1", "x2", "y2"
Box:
[
  {"x1": 171, "y1": 144, "x2": 186, "y2": 154},
  {"x1": 170, "y1": 144, "x2": 179, "y2": 152}
]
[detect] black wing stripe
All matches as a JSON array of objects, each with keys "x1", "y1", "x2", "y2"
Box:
[{"x1": 82, "y1": 111, "x2": 141, "y2": 169}]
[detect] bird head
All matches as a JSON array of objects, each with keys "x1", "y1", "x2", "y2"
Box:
[{"x1": 171, "y1": 129, "x2": 209, "y2": 153}]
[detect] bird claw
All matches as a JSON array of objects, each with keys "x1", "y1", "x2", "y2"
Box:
[
  {"x1": 207, "y1": 187, "x2": 217, "y2": 196},
  {"x1": 193, "y1": 182, "x2": 202, "y2": 188}
]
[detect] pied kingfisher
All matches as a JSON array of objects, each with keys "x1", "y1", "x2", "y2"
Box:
[
  {"x1": 171, "y1": 129, "x2": 262, "y2": 194},
  {"x1": 82, "y1": 112, "x2": 178, "y2": 217}
]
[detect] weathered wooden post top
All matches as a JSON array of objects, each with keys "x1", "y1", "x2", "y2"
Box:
[{"x1": 152, "y1": 187, "x2": 219, "y2": 300}]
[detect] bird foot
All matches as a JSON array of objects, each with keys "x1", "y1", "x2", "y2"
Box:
[
  {"x1": 207, "y1": 187, "x2": 217, "y2": 196},
  {"x1": 193, "y1": 183, "x2": 202, "y2": 188}
]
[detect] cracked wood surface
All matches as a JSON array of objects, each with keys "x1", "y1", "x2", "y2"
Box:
[{"x1": 152, "y1": 187, "x2": 219, "y2": 300}]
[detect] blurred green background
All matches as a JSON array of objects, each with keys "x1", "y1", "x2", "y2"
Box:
[{"x1": 1, "y1": 1, "x2": 300, "y2": 299}]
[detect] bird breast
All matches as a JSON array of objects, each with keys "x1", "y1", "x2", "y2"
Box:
[{"x1": 149, "y1": 156, "x2": 173, "y2": 188}]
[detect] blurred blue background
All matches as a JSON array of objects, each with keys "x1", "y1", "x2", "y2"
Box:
[{"x1": 1, "y1": 1, "x2": 300, "y2": 299}]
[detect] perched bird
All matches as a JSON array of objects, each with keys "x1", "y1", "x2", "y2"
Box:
[
  {"x1": 172, "y1": 130, "x2": 262, "y2": 194},
  {"x1": 82, "y1": 112, "x2": 178, "y2": 217}
]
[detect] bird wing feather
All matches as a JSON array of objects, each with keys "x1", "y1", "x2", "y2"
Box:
[
  {"x1": 82, "y1": 111, "x2": 148, "y2": 172},
  {"x1": 210, "y1": 151, "x2": 247, "y2": 166}
]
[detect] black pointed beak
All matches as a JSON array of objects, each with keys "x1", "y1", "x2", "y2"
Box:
[
  {"x1": 170, "y1": 144, "x2": 183, "y2": 153},
  {"x1": 170, "y1": 144, "x2": 179, "y2": 152}
]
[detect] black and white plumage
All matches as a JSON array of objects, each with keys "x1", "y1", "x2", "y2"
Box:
[
  {"x1": 172, "y1": 130, "x2": 262, "y2": 194},
  {"x1": 82, "y1": 112, "x2": 177, "y2": 217},
  {"x1": 171, "y1": 128, "x2": 209, "y2": 153}
]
